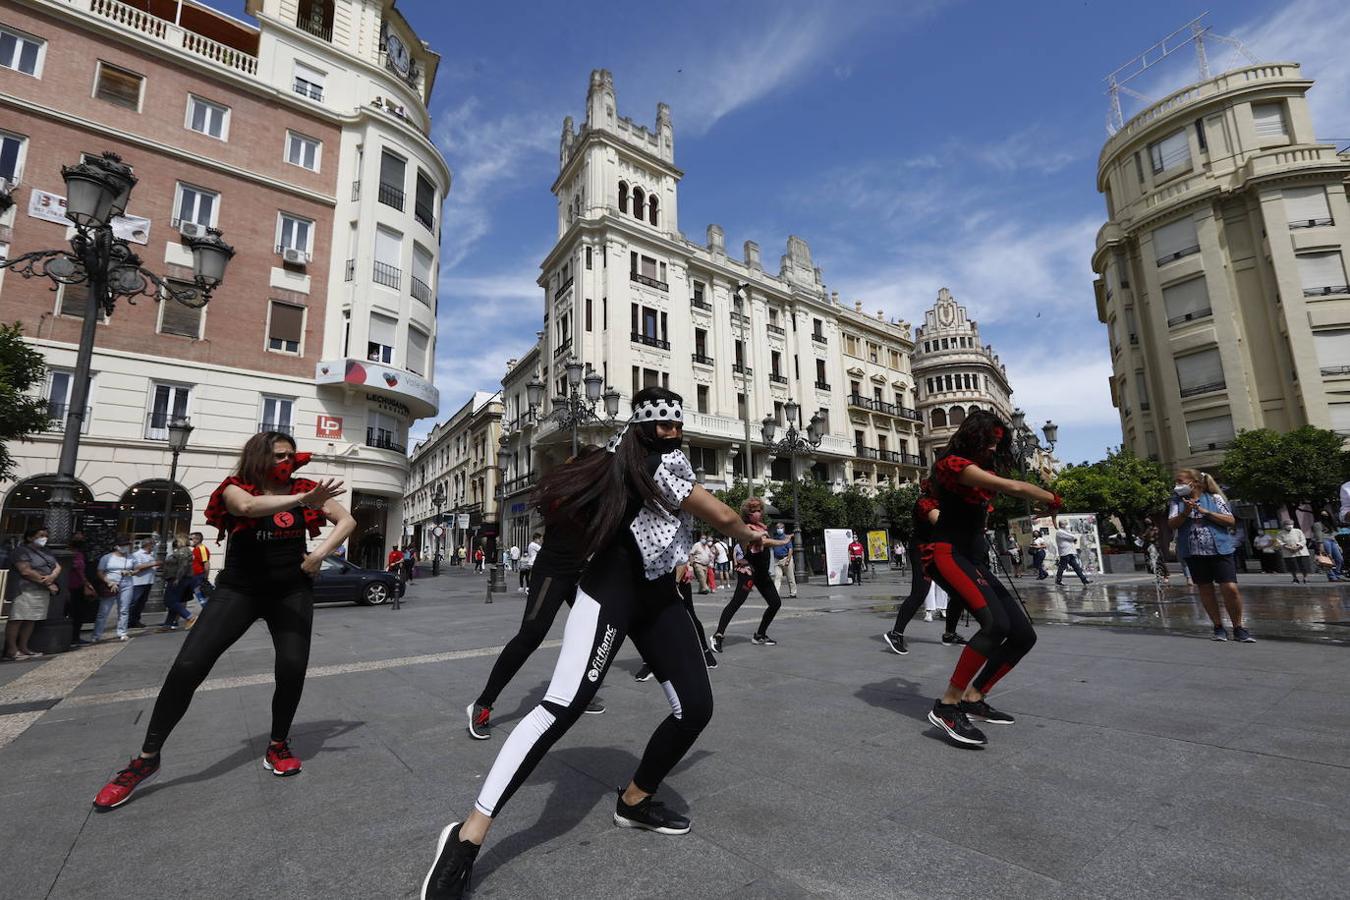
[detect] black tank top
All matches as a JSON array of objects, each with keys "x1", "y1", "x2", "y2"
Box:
[
  {"x1": 930, "y1": 455, "x2": 994, "y2": 557},
  {"x1": 217, "y1": 507, "x2": 310, "y2": 593},
  {"x1": 912, "y1": 495, "x2": 939, "y2": 545}
]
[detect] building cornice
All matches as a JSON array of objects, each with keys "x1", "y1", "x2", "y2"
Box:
[{"x1": 552, "y1": 129, "x2": 683, "y2": 194}]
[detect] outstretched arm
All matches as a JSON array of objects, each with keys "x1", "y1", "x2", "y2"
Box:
[
  {"x1": 681, "y1": 486, "x2": 763, "y2": 545},
  {"x1": 957, "y1": 464, "x2": 1057, "y2": 509}
]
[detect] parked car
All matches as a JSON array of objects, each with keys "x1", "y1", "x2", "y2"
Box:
[{"x1": 314, "y1": 555, "x2": 404, "y2": 606}]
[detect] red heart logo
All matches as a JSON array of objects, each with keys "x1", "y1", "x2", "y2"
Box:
[{"x1": 384, "y1": 373, "x2": 398, "y2": 386}]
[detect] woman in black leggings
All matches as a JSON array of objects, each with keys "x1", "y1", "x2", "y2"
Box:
[
  {"x1": 882, "y1": 483, "x2": 965, "y2": 655},
  {"x1": 421, "y1": 388, "x2": 764, "y2": 899},
  {"x1": 92, "y1": 432, "x2": 352, "y2": 810},
  {"x1": 711, "y1": 497, "x2": 792, "y2": 651},
  {"x1": 921, "y1": 411, "x2": 1060, "y2": 748}
]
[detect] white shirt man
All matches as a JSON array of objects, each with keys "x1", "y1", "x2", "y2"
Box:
[
  {"x1": 1053, "y1": 524, "x2": 1091, "y2": 585},
  {"x1": 508, "y1": 545, "x2": 521, "y2": 571},
  {"x1": 688, "y1": 537, "x2": 713, "y2": 593},
  {"x1": 523, "y1": 538, "x2": 541, "y2": 569}
]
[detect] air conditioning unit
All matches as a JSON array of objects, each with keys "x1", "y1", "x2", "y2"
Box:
[
  {"x1": 281, "y1": 247, "x2": 308, "y2": 266},
  {"x1": 179, "y1": 221, "x2": 204, "y2": 238}
]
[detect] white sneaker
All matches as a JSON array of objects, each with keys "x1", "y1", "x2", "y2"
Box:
[
  {"x1": 118, "y1": 634, "x2": 129, "y2": 641},
  {"x1": 923, "y1": 610, "x2": 934, "y2": 622}
]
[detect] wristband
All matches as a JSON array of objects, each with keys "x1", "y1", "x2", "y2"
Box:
[{"x1": 1047, "y1": 493, "x2": 1064, "y2": 513}]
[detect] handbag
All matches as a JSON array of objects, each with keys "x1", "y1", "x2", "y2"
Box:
[{"x1": 1315, "y1": 553, "x2": 1335, "y2": 569}]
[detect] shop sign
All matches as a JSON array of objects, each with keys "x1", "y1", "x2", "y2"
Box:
[
  {"x1": 27, "y1": 190, "x2": 150, "y2": 243},
  {"x1": 316, "y1": 414, "x2": 343, "y2": 439},
  {"x1": 365, "y1": 393, "x2": 412, "y2": 419}
]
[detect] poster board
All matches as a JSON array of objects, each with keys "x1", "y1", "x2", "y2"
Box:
[
  {"x1": 823, "y1": 528, "x2": 853, "y2": 585},
  {"x1": 1009, "y1": 512, "x2": 1104, "y2": 574},
  {"x1": 866, "y1": 530, "x2": 889, "y2": 562}
]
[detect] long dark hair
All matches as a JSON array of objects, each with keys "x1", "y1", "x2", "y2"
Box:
[
  {"x1": 237, "y1": 431, "x2": 296, "y2": 485},
  {"x1": 935, "y1": 409, "x2": 1013, "y2": 475},
  {"x1": 535, "y1": 386, "x2": 684, "y2": 557}
]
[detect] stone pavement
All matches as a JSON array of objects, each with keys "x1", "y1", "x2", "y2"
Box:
[{"x1": 0, "y1": 568, "x2": 1346, "y2": 899}]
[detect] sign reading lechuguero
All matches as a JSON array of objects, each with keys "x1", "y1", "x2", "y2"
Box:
[{"x1": 315, "y1": 358, "x2": 439, "y2": 419}]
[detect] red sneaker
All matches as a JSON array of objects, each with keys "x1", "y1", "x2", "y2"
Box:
[
  {"x1": 263, "y1": 739, "x2": 302, "y2": 776},
  {"x1": 93, "y1": 755, "x2": 160, "y2": 809}
]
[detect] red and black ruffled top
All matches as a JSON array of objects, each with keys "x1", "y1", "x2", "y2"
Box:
[
  {"x1": 930, "y1": 455, "x2": 994, "y2": 554},
  {"x1": 205, "y1": 476, "x2": 325, "y2": 542},
  {"x1": 912, "y1": 495, "x2": 940, "y2": 547}
]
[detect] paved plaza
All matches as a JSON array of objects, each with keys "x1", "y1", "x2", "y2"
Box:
[{"x1": 0, "y1": 567, "x2": 1346, "y2": 899}]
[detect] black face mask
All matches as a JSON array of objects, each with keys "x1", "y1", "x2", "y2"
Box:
[{"x1": 652, "y1": 436, "x2": 683, "y2": 453}]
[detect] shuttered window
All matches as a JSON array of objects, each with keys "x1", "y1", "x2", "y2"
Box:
[
  {"x1": 407, "y1": 326, "x2": 428, "y2": 376},
  {"x1": 268, "y1": 301, "x2": 304, "y2": 354},
  {"x1": 1284, "y1": 186, "x2": 1332, "y2": 228},
  {"x1": 95, "y1": 62, "x2": 142, "y2": 110},
  {"x1": 367, "y1": 312, "x2": 397, "y2": 363},
  {"x1": 1296, "y1": 252, "x2": 1348, "y2": 296},
  {"x1": 1163, "y1": 276, "x2": 1211, "y2": 326},
  {"x1": 1125, "y1": 306, "x2": 1138, "y2": 343},
  {"x1": 1314, "y1": 328, "x2": 1350, "y2": 376},
  {"x1": 1175, "y1": 348, "x2": 1224, "y2": 397},
  {"x1": 1330, "y1": 403, "x2": 1350, "y2": 434},
  {"x1": 1152, "y1": 216, "x2": 1200, "y2": 265},
  {"x1": 1135, "y1": 370, "x2": 1150, "y2": 409},
  {"x1": 1186, "y1": 415, "x2": 1235, "y2": 450},
  {"x1": 1252, "y1": 102, "x2": 1287, "y2": 138},
  {"x1": 1148, "y1": 129, "x2": 1190, "y2": 174}
]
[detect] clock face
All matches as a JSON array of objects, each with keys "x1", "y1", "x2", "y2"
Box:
[{"x1": 386, "y1": 33, "x2": 411, "y2": 76}]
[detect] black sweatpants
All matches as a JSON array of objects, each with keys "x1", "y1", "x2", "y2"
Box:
[
  {"x1": 891, "y1": 544, "x2": 962, "y2": 634},
  {"x1": 714, "y1": 556, "x2": 782, "y2": 638},
  {"x1": 476, "y1": 565, "x2": 581, "y2": 709},
  {"x1": 474, "y1": 561, "x2": 712, "y2": 817},
  {"x1": 141, "y1": 581, "x2": 313, "y2": 755}
]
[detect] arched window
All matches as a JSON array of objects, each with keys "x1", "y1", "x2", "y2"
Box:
[
  {"x1": 931, "y1": 408, "x2": 947, "y2": 428},
  {"x1": 949, "y1": 406, "x2": 966, "y2": 426},
  {"x1": 648, "y1": 194, "x2": 659, "y2": 226},
  {"x1": 632, "y1": 187, "x2": 645, "y2": 219},
  {"x1": 119, "y1": 479, "x2": 193, "y2": 541},
  {"x1": 618, "y1": 181, "x2": 628, "y2": 214},
  {"x1": 968, "y1": 405, "x2": 980, "y2": 418}
]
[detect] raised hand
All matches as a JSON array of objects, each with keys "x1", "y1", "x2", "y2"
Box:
[{"x1": 302, "y1": 478, "x2": 345, "y2": 509}]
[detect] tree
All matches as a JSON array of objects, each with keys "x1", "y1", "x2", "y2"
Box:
[
  {"x1": 1221, "y1": 427, "x2": 1347, "y2": 517},
  {"x1": 1050, "y1": 448, "x2": 1170, "y2": 540},
  {"x1": 0, "y1": 323, "x2": 50, "y2": 483},
  {"x1": 875, "y1": 482, "x2": 921, "y2": 544},
  {"x1": 712, "y1": 479, "x2": 753, "y2": 517},
  {"x1": 836, "y1": 483, "x2": 879, "y2": 536},
  {"x1": 989, "y1": 468, "x2": 1047, "y2": 528}
]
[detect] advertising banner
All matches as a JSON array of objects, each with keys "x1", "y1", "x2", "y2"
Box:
[
  {"x1": 1009, "y1": 512, "x2": 1103, "y2": 574},
  {"x1": 824, "y1": 528, "x2": 853, "y2": 585},
  {"x1": 866, "y1": 530, "x2": 889, "y2": 562}
]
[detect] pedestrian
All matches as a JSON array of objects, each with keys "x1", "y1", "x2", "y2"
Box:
[
  {"x1": 187, "y1": 532, "x2": 211, "y2": 609},
  {"x1": 404, "y1": 546, "x2": 417, "y2": 581},
  {"x1": 883, "y1": 482, "x2": 965, "y2": 655},
  {"x1": 1253, "y1": 529, "x2": 1280, "y2": 574},
  {"x1": 688, "y1": 533, "x2": 713, "y2": 594},
  {"x1": 1276, "y1": 518, "x2": 1311, "y2": 585},
  {"x1": 713, "y1": 537, "x2": 730, "y2": 585},
  {"x1": 711, "y1": 497, "x2": 793, "y2": 651},
  {"x1": 1167, "y1": 469, "x2": 1253, "y2": 642},
  {"x1": 1053, "y1": 522, "x2": 1091, "y2": 585},
  {"x1": 508, "y1": 543, "x2": 520, "y2": 574},
  {"x1": 1313, "y1": 514, "x2": 1343, "y2": 580},
  {"x1": 893, "y1": 540, "x2": 906, "y2": 572},
  {"x1": 387, "y1": 545, "x2": 405, "y2": 580},
  {"x1": 91, "y1": 431, "x2": 352, "y2": 810},
  {"x1": 518, "y1": 532, "x2": 540, "y2": 594},
  {"x1": 922, "y1": 410, "x2": 1061, "y2": 748},
  {"x1": 1140, "y1": 523, "x2": 1170, "y2": 583},
  {"x1": 67, "y1": 530, "x2": 96, "y2": 647},
  {"x1": 474, "y1": 546, "x2": 484, "y2": 572},
  {"x1": 157, "y1": 539, "x2": 197, "y2": 631},
  {"x1": 1029, "y1": 533, "x2": 1048, "y2": 579},
  {"x1": 3, "y1": 527, "x2": 61, "y2": 660},
  {"x1": 93, "y1": 536, "x2": 152, "y2": 642},
  {"x1": 1008, "y1": 540, "x2": 1023, "y2": 578},
  {"x1": 847, "y1": 533, "x2": 865, "y2": 584},
  {"x1": 422, "y1": 387, "x2": 763, "y2": 897},
  {"x1": 769, "y1": 522, "x2": 797, "y2": 599},
  {"x1": 126, "y1": 538, "x2": 160, "y2": 629}
]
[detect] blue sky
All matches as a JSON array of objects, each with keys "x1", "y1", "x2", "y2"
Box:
[{"x1": 212, "y1": 0, "x2": 1350, "y2": 464}]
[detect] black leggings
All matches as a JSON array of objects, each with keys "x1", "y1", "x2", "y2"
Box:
[
  {"x1": 678, "y1": 579, "x2": 710, "y2": 653},
  {"x1": 891, "y1": 545, "x2": 962, "y2": 634},
  {"x1": 141, "y1": 581, "x2": 313, "y2": 755},
  {"x1": 924, "y1": 543, "x2": 1035, "y2": 694},
  {"x1": 474, "y1": 560, "x2": 712, "y2": 817},
  {"x1": 714, "y1": 558, "x2": 782, "y2": 637},
  {"x1": 477, "y1": 567, "x2": 580, "y2": 709}
]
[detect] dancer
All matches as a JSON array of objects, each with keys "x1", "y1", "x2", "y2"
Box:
[
  {"x1": 882, "y1": 483, "x2": 964, "y2": 655},
  {"x1": 91, "y1": 432, "x2": 352, "y2": 810},
  {"x1": 636, "y1": 561, "x2": 716, "y2": 681},
  {"x1": 710, "y1": 498, "x2": 792, "y2": 652},
  {"x1": 420, "y1": 388, "x2": 763, "y2": 899},
  {"x1": 922, "y1": 411, "x2": 1060, "y2": 747}
]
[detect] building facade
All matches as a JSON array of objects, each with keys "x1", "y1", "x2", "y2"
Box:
[
  {"x1": 498, "y1": 70, "x2": 924, "y2": 532},
  {"x1": 1093, "y1": 62, "x2": 1350, "y2": 471},
  {"x1": 912, "y1": 288, "x2": 1014, "y2": 461},
  {"x1": 0, "y1": 0, "x2": 449, "y2": 570}
]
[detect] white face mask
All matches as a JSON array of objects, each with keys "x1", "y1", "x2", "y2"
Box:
[
  {"x1": 117, "y1": 544, "x2": 131, "y2": 554},
  {"x1": 33, "y1": 537, "x2": 48, "y2": 548},
  {"x1": 1173, "y1": 484, "x2": 1191, "y2": 497}
]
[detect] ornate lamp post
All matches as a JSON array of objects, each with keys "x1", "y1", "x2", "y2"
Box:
[
  {"x1": 1009, "y1": 408, "x2": 1059, "y2": 516},
  {"x1": 0, "y1": 151, "x2": 233, "y2": 654},
  {"x1": 156, "y1": 415, "x2": 193, "y2": 556},
  {"x1": 486, "y1": 434, "x2": 514, "y2": 600},
  {"x1": 529, "y1": 358, "x2": 620, "y2": 457},
  {"x1": 761, "y1": 399, "x2": 824, "y2": 583},
  {"x1": 431, "y1": 483, "x2": 446, "y2": 575}
]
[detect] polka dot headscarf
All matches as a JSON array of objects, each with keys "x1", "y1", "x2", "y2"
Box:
[{"x1": 606, "y1": 398, "x2": 684, "y2": 452}]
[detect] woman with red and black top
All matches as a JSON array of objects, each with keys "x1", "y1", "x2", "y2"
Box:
[
  {"x1": 922, "y1": 411, "x2": 1060, "y2": 747},
  {"x1": 92, "y1": 432, "x2": 353, "y2": 810},
  {"x1": 882, "y1": 481, "x2": 965, "y2": 655}
]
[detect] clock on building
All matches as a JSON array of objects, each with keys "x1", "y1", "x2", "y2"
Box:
[{"x1": 385, "y1": 32, "x2": 411, "y2": 77}]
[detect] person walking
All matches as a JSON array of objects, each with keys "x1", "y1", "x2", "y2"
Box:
[
  {"x1": 157, "y1": 539, "x2": 197, "y2": 631},
  {"x1": 847, "y1": 534, "x2": 865, "y2": 585},
  {"x1": 508, "y1": 544, "x2": 520, "y2": 575},
  {"x1": 3, "y1": 527, "x2": 61, "y2": 660},
  {"x1": 1277, "y1": 519, "x2": 1311, "y2": 585},
  {"x1": 688, "y1": 534, "x2": 713, "y2": 594},
  {"x1": 893, "y1": 540, "x2": 906, "y2": 572},
  {"x1": 187, "y1": 532, "x2": 211, "y2": 610},
  {"x1": 769, "y1": 522, "x2": 797, "y2": 599},
  {"x1": 713, "y1": 537, "x2": 730, "y2": 586},
  {"x1": 126, "y1": 538, "x2": 160, "y2": 629},
  {"x1": 710, "y1": 498, "x2": 792, "y2": 651},
  {"x1": 518, "y1": 532, "x2": 540, "y2": 594},
  {"x1": 422, "y1": 388, "x2": 763, "y2": 898},
  {"x1": 91, "y1": 432, "x2": 352, "y2": 810},
  {"x1": 1053, "y1": 523, "x2": 1091, "y2": 585},
  {"x1": 1140, "y1": 523, "x2": 1170, "y2": 583},
  {"x1": 1167, "y1": 469, "x2": 1253, "y2": 642},
  {"x1": 1028, "y1": 534, "x2": 1048, "y2": 579},
  {"x1": 93, "y1": 537, "x2": 153, "y2": 642},
  {"x1": 882, "y1": 484, "x2": 965, "y2": 655},
  {"x1": 473, "y1": 547, "x2": 484, "y2": 572},
  {"x1": 67, "y1": 531, "x2": 97, "y2": 648}
]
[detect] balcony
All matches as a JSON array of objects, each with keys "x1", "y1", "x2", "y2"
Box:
[
  {"x1": 1322, "y1": 365, "x2": 1350, "y2": 377},
  {"x1": 814, "y1": 380, "x2": 831, "y2": 391},
  {"x1": 1304, "y1": 285, "x2": 1350, "y2": 297},
  {"x1": 898, "y1": 407, "x2": 922, "y2": 423},
  {"x1": 732, "y1": 363, "x2": 752, "y2": 376},
  {"x1": 1190, "y1": 440, "x2": 1234, "y2": 453},
  {"x1": 855, "y1": 445, "x2": 880, "y2": 460},
  {"x1": 344, "y1": 259, "x2": 355, "y2": 282},
  {"x1": 691, "y1": 353, "x2": 714, "y2": 366},
  {"x1": 812, "y1": 333, "x2": 827, "y2": 344},
  {"x1": 730, "y1": 311, "x2": 750, "y2": 326},
  {"x1": 295, "y1": 12, "x2": 333, "y2": 42},
  {"x1": 378, "y1": 182, "x2": 406, "y2": 211},
  {"x1": 85, "y1": 0, "x2": 259, "y2": 77},
  {"x1": 372, "y1": 261, "x2": 402, "y2": 289},
  {"x1": 631, "y1": 332, "x2": 670, "y2": 351},
  {"x1": 691, "y1": 297, "x2": 712, "y2": 311},
  {"x1": 1179, "y1": 380, "x2": 1226, "y2": 398},
  {"x1": 766, "y1": 323, "x2": 785, "y2": 336},
  {"x1": 45, "y1": 403, "x2": 90, "y2": 434},
  {"x1": 411, "y1": 275, "x2": 433, "y2": 305},
  {"x1": 366, "y1": 431, "x2": 407, "y2": 454},
  {"x1": 878, "y1": 449, "x2": 902, "y2": 464},
  {"x1": 901, "y1": 453, "x2": 925, "y2": 466},
  {"x1": 554, "y1": 276, "x2": 574, "y2": 299},
  {"x1": 553, "y1": 338, "x2": 572, "y2": 358},
  {"x1": 848, "y1": 393, "x2": 898, "y2": 416},
  {"x1": 502, "y1": 472, "x2": 539, "y2": 496},
  {"x1": 259, "y1": 421, "x2": 294, "y2": 435},
  {"x1": 769, "y1": 373, "x2": 788, "y2": 385},
  {"x1": 293, "y1": 79, "x2": 323, "y2": 101},
  {"x1": 630, "y1": 271, "x2": 668, "y2": 292},
  {"x1": 414, "y1": 204, "x2": 435, "y2": 232},
  {"x1": 1167, "y1": 307, "x2": 1211, "y2": 327}
]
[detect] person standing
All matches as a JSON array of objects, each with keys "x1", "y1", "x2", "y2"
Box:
[
  {"x1": 92, "y1": 432, "x2": 352, "y2": 810},
  {"x1": 1029, "y1": 534, "x2": 1048, "y2": 579},
  {"x1": 3, "y1": 527, "x2": 61, "y2": 660},
  {"x1": 518, "y1": 532, "x2": 540, "y2": 594},
  {"x1": 893, "y1": 540, "x2": 906, "y2": 572},
  {"x1": 769, "y1": 522, "x2": 797, "y2": 599},
  {"x1": 126, "y1": 538, "x2": 160, "y2": 629},
  {"x1": 508, "y1": 544, "x2": 520, "y2": 575},
  {"x1": 1277, "y1": 519, "x2": 1311, "y2": 585},
  {"x1": 1253, "y1": 530, "x2": 1279, "y2": 574},
  {"x1": 1167, "y1": 469, "x2": 1253, "y2": 642},
  {"x1": 187, "y1": 532, "x2": 211, "y2": 609},
  {"x1": 711, "y1": 498, "x2": 792, "y2": 651},
  {"x1": 713, "y1": 537, "x2": 730, "y2": 586},
  {"x1": 473, "y1": 546, "x2": 484, "y2": 572},
  {"x1": 883, "y1": 484, "x2": 965, "y2": 655},
  {"x1": 847, "y1": 534, "x2": 865, "y2": 585},
  {"x1": 388, "y1": 545, "x2": 405, "y2": 578},
  {"x1": 1313, "y1": 514, "x2": 1343, "y2": 580},
  {"x1": 67, "y1": 531, "x2": 96, "y2": 647},
  {"x1": 1053, "y1": 523, "x2": 1091, "y2": 585},
  {"x1": 1008, "y1": 540, "x2": 1023, "y2": 578},
  {"x1": 157, "y1": 540, "x2": 197, "y2": 631},
  {"x1": 1140, "y1": 523, "x2": 1170, "y2": 583},
  {"x1": 94, "y1": 537, "x2": 154, "y2": 642},
  {"x1": 688, "y1": 534, "x2": 713, "y2": 594}
]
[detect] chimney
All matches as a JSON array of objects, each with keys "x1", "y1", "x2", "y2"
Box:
[
  {"x1": 744, "y1": 240, "x2": 761, "y2": 270},
  {"x1": 706, "y1": 224, "x2": 725, "y2": 254}
]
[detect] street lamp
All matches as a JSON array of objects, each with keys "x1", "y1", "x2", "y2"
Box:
[
  {"x1": 487, "y1": 434, "x2": 513, "y2": 600},
  {"x1": 431, "y1": 483, "x2": 446, "y2": 575},
  {"x1": 762, "y1": 400, "x2": 824, "y2": 583},
  {"x1": 533, "y1": 358, "x2": 621, "y2": 456},
  {"x1": 156, "y1": 415, "x2": 193, "y2": 560},
  {"x1": 734, "y1": 282, "x2": 756, "y2": 498},
  {"x1": 1, "y1": 151, "x2": 233, "y2": 654},
  {"x1": 1009, "y1": 407, "x2": 1059, "y2": 516}
]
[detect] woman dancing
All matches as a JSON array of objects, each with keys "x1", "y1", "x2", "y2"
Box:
[
  {"x1": 882, "y1": 482, "x2": 964, "y2": 655},
  {"x1": 710, "y1": 497, "x2": 792, "y2": 652},
  {"x1": 92, "y1": 432, "x2": 351, "y2": 809},
  {"x1": 922, "y1": 411, "x2": 1060, "y2": 747},
  {"x1": 420, "y1": 388, "x2": 764, "y2": 899}
]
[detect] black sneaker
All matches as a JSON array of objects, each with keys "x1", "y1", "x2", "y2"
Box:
[
  {"x1": 1211, "y1": 626, "x2": 1229, "y2": 642},
  {"x1": 941, "y1": 632, "x2": 967, "y2": 646},
  {"x1": 704, "y1": 650, "x2": 718, "y2": 669},
  {"x1": 1234, "y1": 627, "x2": 1256, "y2": 643},
  {"x1": 959, "y1": 698, "x2": 1016, "y2": 725},
  {"x1": 710, "y1": 634, "x2": 723, "y2": 654},
  {"x1": 420, "y1": 822, "x2": 479, "y2": 900},
  {"x1": 466, "y1": 703, "x2": 491, "y2": 741},
  {"x1": 750, "y1": 633, "x2": 777, "y2": 646},
  {"x1": 634, "y1": 664, "x2": 653, "y2": 682},
  {"x1": 883, "y1": 631, "x2": 909, "y2": 655},
  {"x1": 927, "y1": 700, "x2": 987, "y2": 746},
  {"x1": 585, "y1": 699, "x2": 606, "y2": 715},
  {"x1": 613, "y1": 789, "x2": 691, "y2": 835}
]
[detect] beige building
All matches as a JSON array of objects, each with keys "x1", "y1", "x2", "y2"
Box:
[{"x1": 1093, "y1": 62, "x2": 1350, "y2": 471}]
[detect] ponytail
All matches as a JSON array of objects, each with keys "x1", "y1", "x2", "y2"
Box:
[{"x1": 1179, "y1": 467, "x2": 1225, "y2": 501}]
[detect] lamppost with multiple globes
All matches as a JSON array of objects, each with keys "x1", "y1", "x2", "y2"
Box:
[
  {"x1": 526, "y1": 357, "x2": 621, "y2": 457},
  {"x1": 0, "y1": 151, "x2": 234, "y2": 654},
  {"x1": 761, "y1": 399, "x2": 825, "y2": 583},
  {"x1": 485, "y1": 433, "x2": 516, "y2": 600},
  {"x1": 1009, "y1": 407, "x2": 1059, "y2": 517},
  {"x1": 156, "y1": 415, "x2": 194, "y2": 559},
  {"x1": 431, "y1": 482, "x2": 446, "y2": 576}
]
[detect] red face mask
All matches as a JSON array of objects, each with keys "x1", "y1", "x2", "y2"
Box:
[{"x1": 270, "y1": 451, "x2": 311, "y2": 482}]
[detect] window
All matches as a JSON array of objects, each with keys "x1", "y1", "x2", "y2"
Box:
[
  {"x1": 186, "y1": 95, "x2": 228, "y2": 139},
  {"x1": 374, "y1": 226, "x2": 402, "y2": 289},
  {"x1": 46, "y1": 369, "x2": 91, "y2": 432},
  {"x1": 94, "y1": 62, "x2": 142, "y2": 111},
  {"x1": 640, "y1": 255, "x2": 658, "y2": 279},
  {"x1": 174, "y1": 183, "x2": 218, "y2": 228},
  {"x1": 844, "y1": 334, "x2": 859, "y2": 356},
  {"x1": 1133, "y1": 151, "x2": 1145, "y2": 184},
  {"x1": 1162, "y1": 276, "x2": 1211, "y2": 326},
  {"x1": 771, "y1": 351, "x2": 781, "y2": 376},
  {"x1": 411, "y1": 244, "x2": 433, "y2": 305},
  {"x1": 774, "y1": 401, "x2": 784, "y2": 426},
  {"x1": 854, "y1": 429, "x2": 866, "y2": 449},
  {"x1": 689, "y1": 446, "x2": 716, "y2": 474},
  {"x1": 949, "y1": 406, "x2": 966, "y2": 426},
  {"x1": 817, "y1": 408, "x2": 830, "y2": 433},
  {"x1": 618, "y1": 181, "x2": 628, "y2": 214},
  {"x1": 1313, "y1": 329, "x2": 1350, "y2": 375},
  {"x1": 415, "y1": 171, "x2": 435, "y2": 230},
  {"x1": 1252, "y1": 102, "x2": 1287, "y2": 139},
  {"x1": 694, "y1": 328, "x2": 707, "y2": 357},
  {"x1": 277, "y1": 213, "x2": 314, "y2": 256},
  {"x1": 286, "y1": 132, "x2": 320, "y2": 171},
  {"x1": 367, "y1": 411, "x2": 402, "y2": 451},
  {"x1": 1152, "y1": 216, "x2": 1200, "y2": 265},
  {"x1": 379, "y1": 150, "x2": 407, "y2": 210},
  {"x1": 1176, "y1": 348, "x2": 1225, "y2": 397},
  {"x1": 734, "y1": 340, "x2": 744, "y2": 367},
  {"x1": 643, "y1": 368, "x2": 660, "y2": 389},
  {"x1": 850, "y1": 379, "x2": 861, "y2": 396},
  {"x1": 158, "y1": 280, "x2": 203, "y2": 338},
  {"x1": 649, "y1": 194, "x2": 659, "y2": 226},
  {"x1": 1284, "y1": 186, "x2": 1332, "y2": 228},
  {"x1": 147, "y1": 383, "x2": 191, "y2": 439},
  {"x1": 266, "y1": 301, "x2": 304, "y2": 354},
  {"x1": 366, "y1": 312, "x2": 396, "y2": 363},
  {"x1": 812, "y1": 318, "x2": 823, "y2": 339},
  {"x1": 1125, "y1": 306, "x2": 1138, "y2": 343},
  {"x1": 696, "y1": 384, "x2": 709, "y2": 413},
  {"x1": 407, "y1": 326, "x2": 429, "y2": 376},
  {"x1": 815, "y1": 359, "x2": 827, "y2": 384},
  {"x1": 867, "y1": 342, "x2": 879, "y2": 363},
  {"x1": 1148, "y1": 129, "x2": 1190, "y2": 174},
  {"x1": 293, "y1": 61, "x2": 325, "y2": 101},
  {"x1": 931, "y1": 408, "x2": 947, "y2": 428},
  {"x1": 586, "y1": 246, "x2": 593, "y2": 270},
  {"x1": 873, "y1": 386, "x2": 883, "y2": 406},
  {"x1": 585, "y1": 297, "x2": 593, "y2": 332},
  {"x1": 737, "y1": 392, "x2": 746, "y2": 420},
  {"x1": 1194, "y1": 119, "x2": 1207, "y2": 152},
  {"x1": 0, "y1": 26, "x2": 42, "y2": 76},
  {"x1": 1186, "y1": 414, "x2": 1235, "y2": 451},
  {"x1": 0, "y1": 131, "x2": 25, "y2": 186},
  {"x1": 631, "y1": 365, "x2": 639, "y2": 396},
  {"x1": 632, "y1": 187, "x2": 645, "y2": 219},
  {"x1": 1297, "y1": 252, "x2": 1348, "y2": 296},
  {"x1": 1135, "y1": 370, "x2": 1150, "y2": 409},
  {"x1": 261, "y1": 396, "x2": 294, "y2": 433},
  {"x1": 55, "y1": 282, "x2": 106, "y2": 322}
]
